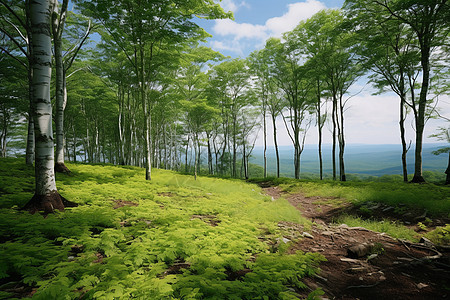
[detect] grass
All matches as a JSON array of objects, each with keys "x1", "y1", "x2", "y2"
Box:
[
  {"x1": 0, "y1": 158, "x2": 322, "y2": 299},
  {"x1": 334, "y1": 215, "x2": 420, "y2": 242},
  {"x1": 251, "y1": 177, "x2": 450, "y2": 217}
]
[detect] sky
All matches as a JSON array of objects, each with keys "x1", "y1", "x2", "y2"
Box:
[{"x1": 195, "y1": 0, "x2": 450, "y2": 146}]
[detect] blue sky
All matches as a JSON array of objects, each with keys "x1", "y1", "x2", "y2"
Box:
[
  {"x1": 195, "y1": 0, "x2": 449, "y2": 146},
  {"x1": 197, "y1": 0, "x2": 344, "y2": 58}
]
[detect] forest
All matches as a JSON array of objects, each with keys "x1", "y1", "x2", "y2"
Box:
[{"x1": 0, "y1": 0, "x2": 449, "y2": 299}]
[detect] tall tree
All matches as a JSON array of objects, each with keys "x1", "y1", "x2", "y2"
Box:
[
  {"x1": 344, "y1": 1, "x2": 422, "y2": 182},
  {"x1": 294, "y1": 9, "x2": 362, "y2": 181},
  {"x1": 23, "y1": 0, "x2": 74, "y2": 213},
  {"x1": 76, "y1": 0, "x2": 230, "y2": 180},
  {"x1": 52, "y1": 2, "x2": 93, "y2": 173},
  {"x1": 208, "y1": 59, "x2": 252, "y2": 177},
  {"x1": 264, "y1": 38, "x2": 314, "y2": 179},
  {"x1": 363, "y1": 0, "x2": 450, "y2": 182},
  {"x1": 289, "y1": 15, "x2": 331, "y2": 180}
]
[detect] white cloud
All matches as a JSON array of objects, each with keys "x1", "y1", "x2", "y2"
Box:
[
  {"x1": 211, "y1": 0, "x2": 326, "y2": 55},
  {"x1": 265, "y1": 0, "x2": 326, "y2": 37},
  {"x1": 219, "y1": 0, "x2": 249, "y2": 13},
  {"x1": 213, "y1": 19, "x2": 267, "y2": 40},
  {"x1": 210, "y1": 40, "x2": 244, "y2": 56}
]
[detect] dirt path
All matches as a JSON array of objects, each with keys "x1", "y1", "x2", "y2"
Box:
[{"x1": 263, "y1": 186, "x2": 450, "y2": 300}]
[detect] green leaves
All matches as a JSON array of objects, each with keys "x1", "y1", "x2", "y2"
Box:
[{"x1": 0, "y1": 159, "x2": 322, "y2": 298}]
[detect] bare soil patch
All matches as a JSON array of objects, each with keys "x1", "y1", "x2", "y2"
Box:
[
  {"x1": 112, "y1": 199, "x2": 139, "y2": 209},
  {"x1": 262, "y1": 186, "x2": 450, "y2": 300}
]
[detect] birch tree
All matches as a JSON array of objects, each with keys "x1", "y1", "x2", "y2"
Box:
[
  {"x1": 52, "y1": 1, "x2": 92, "y2": 173},
  {"x1": 23, "y1": 0, "x2": 75, "y2": 214}
]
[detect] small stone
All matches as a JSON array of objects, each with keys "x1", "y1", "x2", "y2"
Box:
[
  {"x1": 359, "y1": 276, "x2": 364, "y2": 281},
  {"x1": 339, "y1": 224, "x2": 349, "y2": 229},
  {"x1": 282, "y1": 237, "x2": 291, "y2": 244},
  {"x1": 417, "y1": 283, "x2": 428, "y2": 289},
  {"x1": 347, "y1": 243, "x2": 375, "y2": 258},
  {"x1": 367, "y1": 254, "x2": 378, "y2": 261},
  {"x1": 340, "y1": 257, "x2": 360, "y2": 263},
  {"x1": 348, "y1": 226, "x2": 369, "y2": 231},
  {"x1": 379, "y1": 276, "x2": 386, "y2": 281},
  {"x1": 368, "y1": 203, "x2": 381, "y2": 210},
  {"x1": 68, "y1": 256, "x2": 75, "y2": 262},
  {"x1": 322, "y1": 231, "x2": 334, "y2": 236},
  {"x1": 302, "y1": 232, "x2": 314, "y2": 239}
]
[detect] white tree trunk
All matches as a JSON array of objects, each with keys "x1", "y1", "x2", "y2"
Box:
[
  {"x1": 52, "y1": 0, "x2": 69, "y2": 173},
  {"x1": 30, "y1": 0, "x2": 57, "y2": 195},
  {"x1": 24, "y1": 0, "x2": 74, "y2": 213}
]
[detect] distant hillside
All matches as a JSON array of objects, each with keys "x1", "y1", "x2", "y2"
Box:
[{"x1": 249, "y1": 144, "x2": 448, "y2": 178}]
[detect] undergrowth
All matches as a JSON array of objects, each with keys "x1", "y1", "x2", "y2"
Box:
[
  {"x1": 251, "y1": 177, "x2": 450, "y2": 217},
  {"x1": 334, "y1": 215, "x2": 420, "y2": 242},
  {"x1": 0, "y1": 158, "x2": 323, "y2": 299}
]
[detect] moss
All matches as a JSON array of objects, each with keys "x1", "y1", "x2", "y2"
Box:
[{"x1": 0, "y1": 158, "x2": 318, "y2": 299}]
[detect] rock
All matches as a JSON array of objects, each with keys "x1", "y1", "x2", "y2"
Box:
[
  {"x1": 347, "y1": 243, "x2": 375, "y2": 258},
  {"x1": 282, "y1": 237, "x2": 291, "y2": 244},
  {"x1": 348, "y1": 226, "x2": 369, "y2": 231},
  {"x1": 340, "y1": 258, "x2": 360, "y2": 263},
  {"x1": 379, "y1": 275, "x2": 386, "y2": 281},
  {"x1": 302, "y1": 232, "x2": 314, "y2": 239},
  {"x1": 368, "y1": 203, "x2": 381, "y2": 210},
  {"x1": 367, "y1": 254, "x2": 378, "y2": 261},
  {"x1": 311, "y1": 248, "x2": 325, "y2": 252},
  {"x1": 417, "y1": 283, "x2": 428, "y2": 289},
  {"x1": 68, "y1": 256, "x2": 75, "y2": 262},
  {"x1": 321, "y1": 231, "x2": 334, "y2": 236}
]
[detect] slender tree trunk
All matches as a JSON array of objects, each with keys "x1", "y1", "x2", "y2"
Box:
[
  {"x1": 25, "y1": 2, "x2": 34, "y2": 165},
  {"x1": 207, "y1": 132, "x2": 213, "y2": 174},
  {"x1": 399, "y1": 95, "x2": 409, "y2": 182},
  {"x1": 263, "y1": 105, "x2": 267, "y2": 178},
  {"x1": 332, "y1": 96, "x2": 337, "y2": 180},
  {"x1": 445, "y1": 152, "x2": 450, "y2": 185},
  {"x1": 317, "y1": 79, "x2": 323, "y2": 180},
  {"x1": 232, "y1": 118, "x2": 237, "y2": 178},
  {"x1": 25, "y1": 109, "x2": 35, "y2": 165},
  {"x1": 194, "y1": 134, "x2": 198, "y2": 180},
  {"x1": 185, "y1": 135, "x2": 189, "y2": 173},
  {"x1": 338, "y1": 95, "x2": 346, "y2": 182},
  {"x1": 272, "y1": 114, "x2": 280, "y2": 178},
  {"x1": 411, "y1": 44, "x2": 430, "y2": 183},
  {"x1": 52, "y1": 0, "x2": 70, "y2": 173},
  {"x1": 0, "y1": 114, "x2": 7, "y2": 157},
  {"x1": 23, "y1": 0, "x2": 75, "y2": 214},
  {"x1": 26, "y1": 66, "x2": 35, "y2": 165}
]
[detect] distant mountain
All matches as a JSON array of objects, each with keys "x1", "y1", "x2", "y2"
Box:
[{"x1": 249, "y1": 143, "x2": 448, "y2": 177}]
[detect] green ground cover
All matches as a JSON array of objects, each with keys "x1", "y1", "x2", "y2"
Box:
[
  {"x1": 0, "y1": 158, "x2": 323, "y2": 299},
  {"x1": 256, "y1": 177, "x2": 450, "y2": 217}
]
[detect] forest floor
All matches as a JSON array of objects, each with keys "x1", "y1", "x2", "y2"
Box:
[{"x1": 262, "y1": 185, "x2": 450, "y2": 300}]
